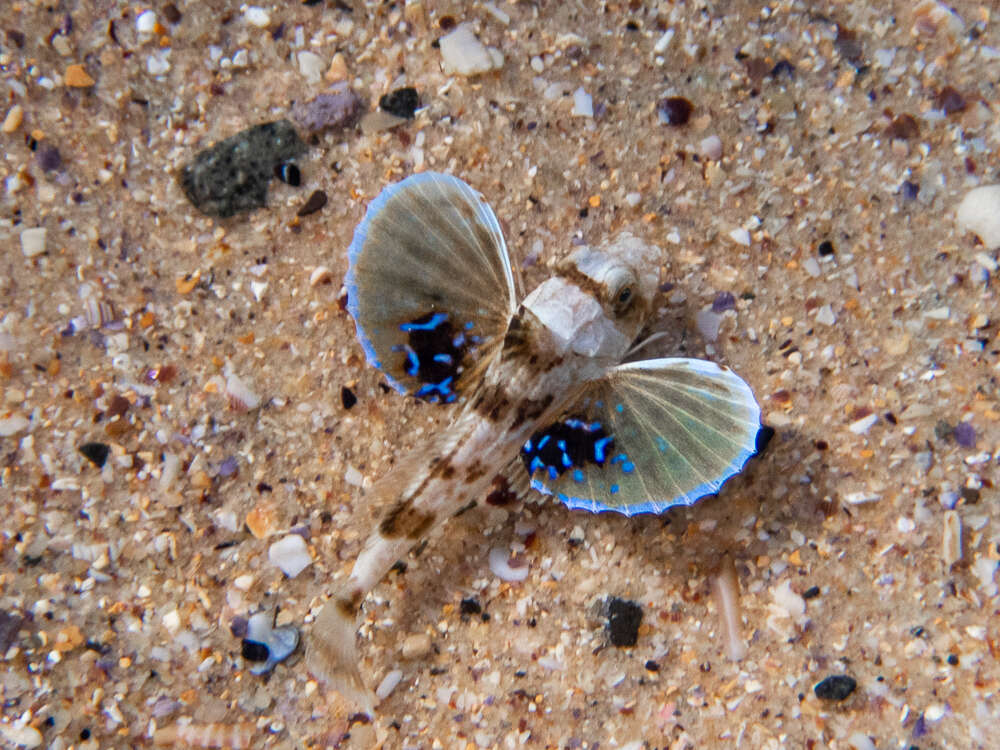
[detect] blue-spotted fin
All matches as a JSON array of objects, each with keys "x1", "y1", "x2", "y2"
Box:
[{"x1": 309, "y1": 173, "x2": 762, "y2": 712}]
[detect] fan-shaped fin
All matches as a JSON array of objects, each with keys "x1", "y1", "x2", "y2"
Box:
[
  {"x1": 345, "y1": 173, "x2": 517, "y2": 403},
  {"x1": 521, "y1": 358, "x2": 761, "y2": 516}
]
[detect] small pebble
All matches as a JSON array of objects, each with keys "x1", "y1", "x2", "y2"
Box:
[
  {"x1": 375, "y1": 669, "x2": 404, "y2": 700},
  {"x1": 2, "y1": 104, "x2": 24, "y2": 133},
  {"x1": 817, "y1": 239, "x2": 835, "y2": 256},
  {"x1": 711, "y1": 291, "x2": 735, "y2": 313},
  {"x1": 728, "y1": 227, "x2": 750, "y2": 246},
  {"x1": 459, "y1": 597, "x2": 482, "y2": 616},
  {"x1": 695, "y1": 309, "x2": 723, "y2": 342},
  {"x1": 297, "y1": 189, "x2": 328, "y2": 217},
  {"x1": 488, "y1": 547, "x2": 529, "y2": 582},
  {"x1": 379, "y1": 87, "x2": 419, "y2": 119},
  {"x1": 957, "y1": 185, "x2": 1000, "y2": 249},
  {"x1": 885, "y1": 113, "x2": 919, "y2": 140},
  {"x1": 572, "y1": 87, "x2": 594, "y2": 117},
  {"x1": 933, "y1": 85, "x2": 966, "y2": 114},
  {"x1": 952, "y1": 421, "x2": 976, "y2": 447},
  {"x1": 297, "y1": 51, "x2": 326, "y2": 83},
  {"x1": 846, "y1": 733, "x2": 876, "y2": 750},
  {"x1": 815, "y1": 304, "x2": 836, "y2": 326},
  {"x1": 78, "y1": 442, "x2": 110, "y2": 468},
  {"x1": 340, "y1": 386, "x2": 357, "y2": 410},
  {"x1": 20, "y1": 227, "x2": 47, "y2": 257},
  {"x1": 291, "y1": 84, "x2": 362, "y2": 133},
  {"x1": 36, "y1": 144, "x2": 62, "y2": 172},
  {"x1": 657, "y1": 96, "x2": 693, "y2": 126},
  {"x1": 605, "y1": 597, "x2": 642, "y2": 647},
  {"x1": 268, "y1": 534, "x2": 313, "y2": 578},
  {"x1": 698, "y1": 134, "x2": 723, "y2": 161},
  {"x1": 942, "y1": 510, "x2": 962, "y2": 567},
  {"x1": 401, "y1": 632, "x2": 432, "y2": 660},
  {"x1": 63, "y1": 63, "x2": 95, "y2": 87},
  {"x1": 439, "y1": 23, "x2": 504, "y2": 76},
  {"x1": 241, "y1": 611, "x2": 299, "y2": 675},
  {"x1": 162, "y1": 3, "x2": 182, "y2": 24},
  {"x1": 135, "y1": 10, "x2": 157, "y2": 34},
  {"x1": 813, "y1": 674, "x2": 857, "y2": 701},
  {"x1": 243, "y1": 6, "x2": 270, "y2": 27},
  {"x1": 848, "y1": 413, "x2": 878, "y2": 435}
]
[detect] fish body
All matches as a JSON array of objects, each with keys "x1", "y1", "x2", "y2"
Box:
[{"x1": 310, "y1": 174, "x2": 761, "y2": 711}]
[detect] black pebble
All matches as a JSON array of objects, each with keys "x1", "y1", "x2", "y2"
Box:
[
  {"x1": 162, "y1": 3, "x2": 182, "y2": 23},
  {"x1": 814, "y1": 674, "x2": 857, "y2": 701},
  {"x1": 78, "y1": 442, "x2": 110, "y2": 468},
  {"x1": 657, "y1": 96, "x2": 693, "y2": 126},
  {"x1": 644, "y1": 659, "x2": 659, "y2": 671},
  {"x1": 802, "y1": 585, "x2": 821, "y2": 600},
  {"x1": 241, "y1": 639, "x2": 270, "y2": 662},
  {"x1": 900, "y1": 181, "x2": 920, "y2": 201},
  {"x1": 770, "y1": 59, "x2": 795, "y2": 78},
  {"x1": 179, "y1": 120, "x2": 305, "y2": 218},
  {"x1": 274, "y1": 162, "x2": 301, "y2": 186},
  {"x1": 379, "y1": 87, "x2": 419, "y2": 119},
  {"x1": 606, "y1": 597, "x2": 643, "y2": 647},
  {"x1": 341, "y1": 386, "x2": 357, "y2": 410},
  {"x1": 297, "y1": 189, "x2": 328, "y2": 217},
  {"x1": 817, "y1": 240, "x2": 835, "y2": 257},
  {"x1": 459, "y1": 597, "x2": 482, "y2": 616}
]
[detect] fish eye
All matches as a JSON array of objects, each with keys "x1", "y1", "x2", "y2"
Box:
[{"x1": 609, "y1": 274, "x2": 637, "y2": 316}]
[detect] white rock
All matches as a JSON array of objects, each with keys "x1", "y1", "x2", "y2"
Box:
[
  {"x1": 0, "y1": 414, "x2": 29, "y2": 436},
  {"x1": 956, "y1": 185, "x2": 1000, "y2": 249},
  {"x1": 0, "y1": 724, "x2": 42, "y2": 749},
  {"x1": 298, "y1": 51, "x2": 326, "y2": 83},
  {"x1": 268, "y1": 534, "x2": 313, "y2": 578},
  {"x1": 376, "y1": 669, "x2": 404, "y2": 700},
  {"x1": 625, "y1": 192, "x2": 641, "y2": 207},
  {"x1": 846, "y1": 733, "x2": 876, "y2": 750},
  {"x1": 136, "y1": 9, "x2": 157, "y2": 35},
  {"x1": 243, "y1": 6, "x2": 271, "y2": 27},
  {"x1": 848, "y1": 413, "x2": 878, "y2": 434},
  {"x1": 20, "y1": 227, "x2": 46, "y2": 257},
  {"x1": 146, "y1": 52, "x2": 171, "y2": 76},
  {"x1": 698, "y1": 134, "x2": 723, "y2": 161},
  {"x1": 571, "y1": 87, "x2": 593, "y2": 117},
  {"x1": 653, "y1": 29, "x2": 675, "y2": 54},
  {"x1": 728, "y1": 227, "x2": 751, "y2": 246},
  {"x1": 439, "y1": 24, "x2": 503, "y2": 76},
  {"x1": 815, "y1": 304, "x2": 836, "y2": 326},
  {"x1": 802, "y1": 256, "x2": 821, "y2": 277}
]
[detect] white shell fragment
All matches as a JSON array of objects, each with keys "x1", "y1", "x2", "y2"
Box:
[
  {"x1": 243, "y1": 611, "x2": 299, "y2": 675},
  {"x1": 20, "y1": 227, "x2": 47, "y2": 257},
  {"x1": 439, "y1": 24, "x2": 504, "y2": 76},
  {"x1": 942, "y1": 510, "x2": 962, "y2": 567},
  {"x1": 488, "y1": 546, "x2": 529, "y2": 582},
  {"x1": 572, "y1": 87, "x2": 594, "y2": 117},
  {"x1": 243, "y1": 6, "x2": 270, "y2": 28},
  {"x1": 375, "y1": 668, "x2": 404, "y2": 700},
  {"x1": 956, "y1": 185, "x2": 1000, "y2": 249},
  {"x1": 712, "y1": 556, "x2": 747, "y2": 661},
  {"x1": 268, "y1": 534, "x2": 313, "y2": 578},
  {"x1": 225, "y1": 368, "x2": 262, "y2": 410}
]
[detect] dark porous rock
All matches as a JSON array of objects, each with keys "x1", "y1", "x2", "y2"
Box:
[
  {"x1": 179, "y1": 120, "x2": 306, "y2": 218},
  {"x1": 605, "y1": 596, "x2": 643, "y2": 647},
  {"x1": 814, "y1": 674, "x2": 857, "y2": 701},
  {"x1": 292, "y1": 83, "x2": 362, "y2": 133},
  {"x1": 36, "y1": 144, "x2": 63, "y2": 172}
]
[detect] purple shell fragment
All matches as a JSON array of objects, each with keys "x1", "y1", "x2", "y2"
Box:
[
  {"x1": 952, "y1": 421, "x2": 976, "y2": 448},
  {"x1": 711, "y1": 291, "x2": 736, "y2": 313},
  {"x1": 292, "y1": 84, "x2": 362, "y2": 134}
]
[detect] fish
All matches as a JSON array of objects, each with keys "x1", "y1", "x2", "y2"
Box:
[{"x1": 308, "y1": 173, "x2": 762, "y2": 712}]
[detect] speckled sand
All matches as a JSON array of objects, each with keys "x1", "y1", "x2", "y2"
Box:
[{"x1": 1, "y1": 2, "x2": 999, "y2": 749}]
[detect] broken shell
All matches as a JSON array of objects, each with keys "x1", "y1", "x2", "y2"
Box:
[
  {"x1": 224, "y1": 368, "x2": 262, "y2": 411},
  {"x1": 83, "y1": 297, "x2": 116, "y2": 328},
  {"x1": 310, "y1": 266, "x2": 333, "y2": 287},
  {"x1": 242, "y1": 611, "x2": 299, "y2": 675},
  {"x1": 152, "y1": 722, "x2": 256, "y2": 748}
]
